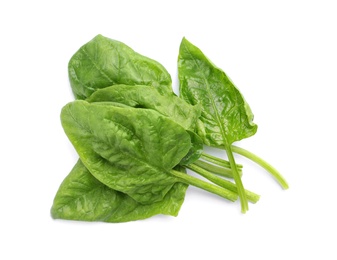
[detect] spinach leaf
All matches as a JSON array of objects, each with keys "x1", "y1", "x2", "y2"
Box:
[
  {"x1": 86, "y1": 85, "x2": 211, "y2": 166},
  {"x1": 51, "y1": 160, "x2": 188, "y2": 222},
  {"x1": 86, "y1": 84, "x2": 201, "y2": 131},
  {"x1": 178, "y1": 38, "x2": 258, "y2": 212},
  {"x1": 62, "y1": 100, "x2": 238, "y2": 204},
  {"x1": 178, "y1": 38, "x2": 257, "y2": 146},
  {"x1": 61, "y1": 100, "x2": 191, "y2": 204},
  {"x1": 68, "y1": 34, "x2": 172, "y2": 99}
]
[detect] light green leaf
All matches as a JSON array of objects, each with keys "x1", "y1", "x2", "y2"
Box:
[
  {"x1": 178, "y1": 38, "x2": 257, "y2": 147},
  {"x1": 86, "y1": 84, "x2": 201, "y2": 131},
  {"x1": 178, "y1": 38, "x2": 258, "y2": 213},
  {"x1": 51, "y1": 160, "x2": 188, "y2": 223},
  {"x1": 68, "y1": 34, "x2": 172, "y2": 99},
  {"x1": 61, "y1": 101, "x2": 191, "y2": 204}
]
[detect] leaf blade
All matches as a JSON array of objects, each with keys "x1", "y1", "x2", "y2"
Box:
[
  {"x1": 60, "y1": 100, "x2": 191, "y2": 204},
  {"x1": 69, "y1": 34, "x2": 172, "y2": 99},
  {"x1": 86, "y1": 84, "x2": 201, "y2": 131},
  {"x1": 51, "y1": 160, "x2": 188, "y2": 223},
  {"x1": 178, "y1": 37, "x2": 257, "y2": 146}
]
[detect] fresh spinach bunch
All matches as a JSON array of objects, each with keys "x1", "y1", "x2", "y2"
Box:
[{"x1": 51, "y1": 35, "x2": 287, "y2": 223}]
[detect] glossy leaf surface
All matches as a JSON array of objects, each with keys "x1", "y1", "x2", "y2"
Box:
[
  {"x1": 69, "y1": 34, "x2": 172, "y2": 99},
  {"x1": 86, "y1": 84, "x2": 201, "y2": 131},
  {"x1": 61, "y1": 101, "x2": 191, "y2": 204},
  {"x1": 178, "y1": 38, "x2": 257, "y2": 147},
  {"x1": 51, "y1": 160, "x2": 187, "y2": 222}
]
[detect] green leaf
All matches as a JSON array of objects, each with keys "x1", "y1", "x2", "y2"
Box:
[
  {"x1": 87, "y1": 85, "x2": 203, "y2": 166},
  {"x1": 68, "y1": 34, "x2": 172, "y2": 99},
  {"x1": 179, "y1": 131, "x2": 203, "y2": 166},
  {"x1": 51, "y1": 160, "x2": 188, "y2": 223},
  {"x1": 178, "y1": 38, "x2": 258, "y2": 213},
  {"x1": 178, "y1": 38, "x2": 257, "y2": 147},
  {"x1": 60, "y1": 100, "x2": 192, "y2": 204},
  {"x1": 86, "y1": 84, "x2": 201, "y2": 131}
]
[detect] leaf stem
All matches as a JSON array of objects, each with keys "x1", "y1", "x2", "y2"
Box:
[
  {"x1": 170, "y1": 169, "x2": 238, "y2": 202},
  {"x1": 193, "y1": 159, "x2": 240, "y2": 179},
  {"x1": 201, "y1": 152, "x2": 243, "y2": 169},
  {"x1": 188, "y1": 164, "x2": 260, "y2": 203},
  {"x1": 232, "y1": 145, "x2": 289, "y2": 189},
  {"x1": 225, "y1": 145, "x2": 249, "y2": 213}
]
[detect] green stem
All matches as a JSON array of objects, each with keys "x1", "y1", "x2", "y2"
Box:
[
  {"x1": 193, "y1": 159, "x2": 241, "y2": 179},
  {"x1": 232, "y1": 145, "x2": 289, "y2": 189},
  {"x1": 170, "y1": 169, "x2": 238, "y2": 202},
  {"x1": 225, "y1": 145, "x2": 249, "y2": 213},
  {"x1": 201, "y1": 152, "x2": 243, "y2": 169},
  {"x1": 188, "y1": 163, "x2": 260, "y2": 203}
]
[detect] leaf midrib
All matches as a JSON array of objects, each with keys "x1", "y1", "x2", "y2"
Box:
[{"x1": 184, "y1": 46, "x2": 230, "y2": 147}]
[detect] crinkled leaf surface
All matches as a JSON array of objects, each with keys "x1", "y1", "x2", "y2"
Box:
[
  {"x1": 61, "y1": 101, "x2": 191, "y2": 204},
  {"x1": 51, "y1": 160, "x2": 187, "y2": 223},
  {"x1": 68, "y1": 34, "x2": 172, "y2": 99},
  {"x1": 86, "y1": 84, "x2": 201, "y2": 131},
  {"x1": 178, "y1": 38, "x2": 257, "y2": 147}
]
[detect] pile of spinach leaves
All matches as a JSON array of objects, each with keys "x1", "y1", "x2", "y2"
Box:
[{"x1": 51, "y1": 35, "x2": 288, "y2": 223}]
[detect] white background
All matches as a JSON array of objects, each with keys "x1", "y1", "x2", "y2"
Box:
[{"x1": 1, "y1": 0, "x2": 336, "y2": 259}]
